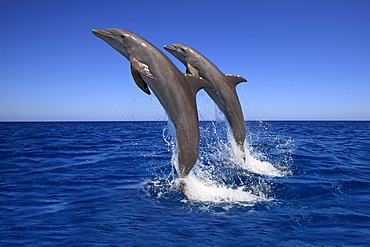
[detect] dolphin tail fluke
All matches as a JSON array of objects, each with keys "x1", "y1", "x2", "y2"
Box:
[
  {"x1": 225, "y1": 74, "x2": 247, "y2": 87},
  {"x1": 184, "y1": 74, "x2": 213, "y2": 94}
]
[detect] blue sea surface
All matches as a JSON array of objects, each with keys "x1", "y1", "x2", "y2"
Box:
[{"x1": 0, "y1": 121, "x2": 369, "y2": 246}]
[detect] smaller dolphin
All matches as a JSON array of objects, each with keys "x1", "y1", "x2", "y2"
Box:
[
  {"x1": 92, "y1": 29, "x2": 212, "y2": 199},
  {"x1": 164, "y1": 44, "x2": 247, "y2": 155}
]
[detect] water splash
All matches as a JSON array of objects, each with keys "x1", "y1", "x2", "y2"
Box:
[
  {"x1": 181, "y1": 170, "x2": 271, "y2": 205},
  {"x1": 144, "y1": 119, "x2": 293, "y2": 206},
  {"x1": 199, "y1": 121, "x2": 291, "y2": 178}
]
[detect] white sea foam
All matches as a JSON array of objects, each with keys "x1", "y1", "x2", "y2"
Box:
[
  {"x1": 153, "y1": 118, "x2": 291, "y2": 205},
  {"x1": 200, "y1": 122, "x2": 289, "y2": 178},
  {"x1": 230, "y1": 139, "x2": 286, "y2": 177},
  {"x1": 182, "y1": 171, "x2": 269, "y2": 205},
  {"x1": 242, "y1": 153, "x2": 284, "y2": 177}
]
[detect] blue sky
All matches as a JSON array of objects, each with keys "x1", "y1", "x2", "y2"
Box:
[{"x1": 1, "y1": 0, "x2": 369, "y2": 121}]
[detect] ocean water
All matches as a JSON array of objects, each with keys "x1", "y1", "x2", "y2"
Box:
[{"x1": 0, "y1": 121, "x2": 369, "y2": 246}]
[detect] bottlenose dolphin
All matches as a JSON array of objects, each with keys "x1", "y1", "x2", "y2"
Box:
[
  {"x1": 164, "y1": 44, "x2": 247, "y2": 154},
  {"x1": 92, "y1": 29, "x2": 211, "y2": 198}
]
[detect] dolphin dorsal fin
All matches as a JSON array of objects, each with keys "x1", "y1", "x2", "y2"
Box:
[
  {"x1": 130, "y1": 57, "x2": 156, "y2": 81},
  {"x1": 130, "y1": 65, "x2": 151, "y2": 95},
  {"x1": 185, "y1": 74, "x2": 213, "y2": 94},
  {"x1": 225, "y1": 74, "x2": 247, "y2": 87}
]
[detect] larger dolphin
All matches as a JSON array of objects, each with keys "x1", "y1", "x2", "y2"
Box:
[
  {"x1": 92, "y1": 29, "x2": 211, "y2": 197},
  {"x1": 164, "y1": 44, "x2": 248, "y2": 154}
]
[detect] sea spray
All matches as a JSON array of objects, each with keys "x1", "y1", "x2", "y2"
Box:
[
  {"x1": 144, "y1": 118, "x2": 291, "y2": 205},
  {"x1": 161, "y1": 120, "x2": 178, "y2": 179},
  {"x1": 244, "y1": 121, "x2": 294, "y2": 176},
  {"x1": 199, "y1": 120, "x2": 290, "y2": 178},
  {"x1": 210, "y1": 106, "x2": 291, "y2": 177},
  {"x1": 181, "y1": 172, "x2": 268, "y2": 205}
]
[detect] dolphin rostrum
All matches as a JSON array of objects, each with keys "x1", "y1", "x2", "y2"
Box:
[
  {"x1": 164, "y1": 44, "x2": 248, "y2": 155},
  {"x1": 92, "y1": 29, "x2": 211, "y2": 198}
]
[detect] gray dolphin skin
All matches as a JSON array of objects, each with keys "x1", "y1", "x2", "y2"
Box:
[
  {"x1": 164, "y1": 44, "x2": 247, "y2": 153},
  {"x1": 92, "y1": 29, "x2": 211, "y2": 198}
]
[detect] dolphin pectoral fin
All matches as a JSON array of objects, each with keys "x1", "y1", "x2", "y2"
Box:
[
  {"x1": 130, "y1": 65, "x2": 151, "y2": 95},
  {"x1": 130, "y1": 57, "x2": 156, "y2": 81},
  {"x1": 185, "y1": 74, "x2": 213, "y2": 94},
  {"x1": 186, "y1": 63, "x2": 200, "y2": 77},
  {"x1": 225, "y1": 74, "x2": 248, "y2": 87}
]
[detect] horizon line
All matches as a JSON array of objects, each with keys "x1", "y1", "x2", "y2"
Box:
[{"x1": 1, "y1": 119, "x2": 370, "y2": 123}]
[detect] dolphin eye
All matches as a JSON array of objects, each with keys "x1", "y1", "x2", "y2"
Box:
[{"x1": 121, "y1": 35, "x2": 126, "y2": 40}]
